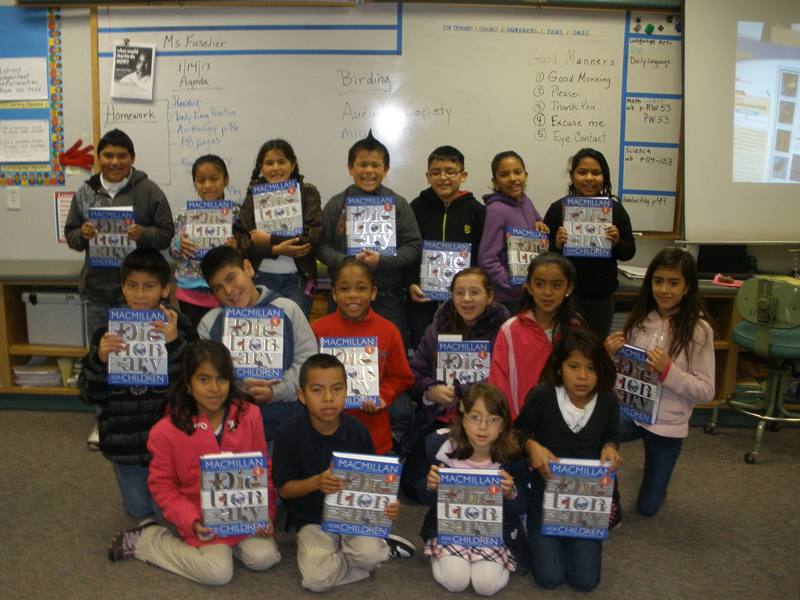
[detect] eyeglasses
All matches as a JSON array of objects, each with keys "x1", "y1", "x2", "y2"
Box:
[
  {"x1": 452, "y1": 289, "x2": 486, "y2": 299},
  {"x1": 428, "y1": 169, "x2": 463, "y2": 179},
  {"x1": 464, "y1": 413, "x2": 504, "y2": 427}
]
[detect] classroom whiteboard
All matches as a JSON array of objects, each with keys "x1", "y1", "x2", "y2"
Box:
[{"x1": 96, "y1": 3, "x2": 682, "y2": 232}]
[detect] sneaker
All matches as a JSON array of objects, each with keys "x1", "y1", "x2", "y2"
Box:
[
  {"x1": 608, "y1": 500, "x2": 622, "y2": 531},
  {"x1": 386, "y1": 533, "x2": 415, "y2": 559},
  {"x1": 107, "y1": 518, "x2": 157, "y2": 561},
  {"x1": 87, "y1": 424, "x2": 100, "y2": 451}
]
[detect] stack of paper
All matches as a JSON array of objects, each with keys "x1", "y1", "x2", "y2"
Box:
[
  {"x1": 618, "y1": 265, "x2": 648, "y2": 279},
  {"x1": 13, "y1": 364, "x2": 63, "y2": 387}
]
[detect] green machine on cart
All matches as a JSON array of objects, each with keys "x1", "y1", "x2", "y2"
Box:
[{"x1": 705, "y1": 275, "x2": 800, "y2": 463}]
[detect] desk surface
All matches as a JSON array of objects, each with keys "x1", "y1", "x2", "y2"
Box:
[{"x1": 0, "y1": 261, "x2": 83, "y2": 281}]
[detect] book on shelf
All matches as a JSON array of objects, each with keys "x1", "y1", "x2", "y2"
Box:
[
  {"x1": 200, "y1": 451, "x2": 269, "y2": 537},
  {"x1": 222, "y1": 306, "x2": 284, "y2": 380},
  {"x1": 345, "y1": 196, "x2": 396, "y2": 256},
  {"x1": 436, "y1": 338, "x2": 491, "y2": 386},
  {"x1": 251, "y1": 179, "x2": 304, "y2": 236},
  {"x1": 562, "y1": 196, "x2": 613, "y2": 258},
  {"x1": 505, "y1": 227, "x2": 549, "y2": 285},
  {"x1": 437, "y1": 468, "x2": 503, "y2": 547},
  {"x1": 319, "y1": 336, "x2": 380, "y2": 409},
  {"x1": 184, "y1": 200, "x2": 233, "y2": 258},
  {"x1": 322, "y1": 452, "x2": 401, "y2": 538},
  {"x1": 541, "y1": 458, "x2": 615, "y2": 540},
  {"x1": 419, "y1": 240, "x2": 471, "y2": 301},
  {"x1": 88, "y1": 207, "x2": 136, "y2": 267},
  {"x1": 106, "y1": 307, "x2": 168, "y2": 386},
  {"x1": 612, "y1": 344, "x2": 662, "y2": 424}
]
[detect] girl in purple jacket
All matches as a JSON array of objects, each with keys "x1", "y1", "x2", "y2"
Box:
[{"x1": 477, "y1": 151, "x2": 548, "y2": 314}]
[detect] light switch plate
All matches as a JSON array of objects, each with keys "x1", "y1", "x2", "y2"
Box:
[{"x1": 7, "y1": 187, "x2": 21, "y2": 210}]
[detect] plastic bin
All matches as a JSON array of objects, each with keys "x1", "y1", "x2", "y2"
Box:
[{"x1": 21, "y1": 290, "x2": 86, "y2": 346}]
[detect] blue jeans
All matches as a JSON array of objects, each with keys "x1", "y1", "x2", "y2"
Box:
[
  {"x1": 619, "y1": 413, "x2": 683, "y2": 517},
  {"x1": 112, "y1": 462, "x2": 158, "y2": 518},
  {"x1": 529, "y1": 517, "x2": 602, "y2": 591},
  {"x1": 254, "y1": 271, "x2": 312, "y2": 317}
]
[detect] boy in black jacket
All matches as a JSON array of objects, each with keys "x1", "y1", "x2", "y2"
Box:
[{"x1": 80, "y1": 248, "x2": 197, "y2": 518}]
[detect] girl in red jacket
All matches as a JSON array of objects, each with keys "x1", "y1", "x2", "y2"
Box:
[
  {"x1": 488, "y1": 252, "x2": 584, "y2": 420},
  {"x1": 312, "y1": 257, "x2": 414, "y2": 455},
  {"x1": 107, "y1": 340, "x2": 280, "y2": 586}
]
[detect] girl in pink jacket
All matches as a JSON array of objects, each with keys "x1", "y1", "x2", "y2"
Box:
[
  {"x1": 107, "y1": 340, "x2": 280, "y2": 586},
  {"x1": 489, "y1": 253, "x2": 584, "y2": 420},
  {"x1": 606, "y1": 248, "x2": 715, "y2": 517}
]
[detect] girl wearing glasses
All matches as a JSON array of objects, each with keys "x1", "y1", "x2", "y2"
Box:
[
  {"x1": 417, "y1": 383, "x2": 530, "y2": 597},
  {"x1": 400, "y1": 267, "x2": 509, "y2": 500},
  {"x1": 515, "y1": 328, "x2": 621, "y2": 592}
]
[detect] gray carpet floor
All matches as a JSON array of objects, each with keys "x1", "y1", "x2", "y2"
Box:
[{"x1": 2, "y1": 410, "x2": 798, "y2": 600}]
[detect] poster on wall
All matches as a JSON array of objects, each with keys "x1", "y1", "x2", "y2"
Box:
[{"x1": 110, "y1": 42, "x2": 155, "y2": 101}]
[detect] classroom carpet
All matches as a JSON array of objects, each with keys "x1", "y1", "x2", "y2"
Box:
[{"x1": 1, "y1": 410, "x2": 798, "y2": 600}]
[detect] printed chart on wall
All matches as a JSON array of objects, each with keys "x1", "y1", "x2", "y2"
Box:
[
  {"x1": 0, "y1": 7, "x2": 65, "y2": 187},
  {"x1": 96, "y1": 3, "x2": 681, "y2": 232}
]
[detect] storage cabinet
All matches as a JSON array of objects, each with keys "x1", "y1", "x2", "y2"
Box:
[{"x1": 0, "y1": 263, "x2": 87, "y2": 396}]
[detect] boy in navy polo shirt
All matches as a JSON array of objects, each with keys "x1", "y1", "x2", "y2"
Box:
[{"x1": 271, "y1": 354, "x2": 414, "y2": 592}]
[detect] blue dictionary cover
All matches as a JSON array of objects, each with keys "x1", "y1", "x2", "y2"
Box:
[
  {"x1": 437, "y1": 468, "x2": 503, "y2": 547},
  {"x1": 436, "y1": 339, "x2": 491, "y2": 386},
  {"x1": 251, "y1": 179, "x2": 303, "y2": 236},
  {"x1": 420, "y1": 240, "x2": 471, "y2": 301},
  {"x1": 319, "y1": 337, "x2": 380, "y2": 409},
  {"x1": 345, "y1": 196, "x2": 396, "y2": 256},
  {"x1": 613, "y1": 344, "x2": 662, "y2": 424},
  {"x1": 106, "y1": 308, "x2": 168, "y2": 386},
  {"x1": 505, "y1": 227, "x2": 549, "y2": 285},
  {"x1": 541, "y1": 459, "x2": 615, "y2": 540},
  {"x1": 200, "y1": 451, "x2": 269, "y2": 537},
  {"x1": 322, "y1": 452, "x2": 401, "y2": 538},
  {"x1": 88, "y1": 207, "x2": 136, "y2": 268},
  {"x1": 185, "y1": 200, "x2": 233, "y2": 258},
  {"x1": 563, "y1": 196, "x2": 613, "y2": 258},
  {"x1": 222, "y1": 306, "x2": 284, "y2": 379}
]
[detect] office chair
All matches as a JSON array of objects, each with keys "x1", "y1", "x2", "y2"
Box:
[{"x1": 704, "y1": 275, "x2": 800, "y2": 463}]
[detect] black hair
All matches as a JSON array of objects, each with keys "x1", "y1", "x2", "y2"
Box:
[
  {"x1": 347, "y1": 130, "x2": 390, "y2": 169},
  {"x1": 427, "y1": 145, "x2": 465, "y2": 170},
  {"x1": 520, "y1": 252, "x2": 580, "y2": 332},
  {"x1": 299, "y1": 353, "x2": 347, "y2": 390},
  {"x1": 448, "y1": 383, "x2": 522, "y2": 463},
  {"x1": 250, "y1": 139, "x2": 302, "y2": 183},
  {"x1": 97, "y1": 129, "x2": 135, "y2": 157},
  {"x1": 541, "y1": 328, "x2": 617, "y2": 394},
  {"x1": 332, "y1": 256, "x2": 375, "y2": 287},
  {"x1": 192, "y1": 154, "x2": 229, "y2": 180},
  {"x1": 624, "y1": 247, "x2": 715, "y2": 359},
  {"x1": 200, "y1": 245, "x2": 245, "y2": 284},
  {"x1": 568, "y1": 147, "x2": 613, "y2": 198},
  {"x1": 169, "y1": 341, "x2": 251, "y2": 435},
  {"x1": 120, "y1": 248, "x2": 170, "y2": 286}
]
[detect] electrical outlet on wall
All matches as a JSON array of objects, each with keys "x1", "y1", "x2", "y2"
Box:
[{"x1": 6, "y1": 187, "x2": 21, "y2": 211}]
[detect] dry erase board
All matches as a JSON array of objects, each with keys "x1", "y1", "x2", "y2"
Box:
[{"x1": 96, "y1": 3, "x2": 682, "y2": 232}]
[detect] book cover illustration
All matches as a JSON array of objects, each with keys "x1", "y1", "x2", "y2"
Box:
[
  {"x1": 562, "y1": 196, "x2": 613, "y2": 258},
  {"x1": 505, "y1": 227, "x2": 549, "y2": 285},
  {"x1": 319, "y1": 337, "x2": 380, "y2": 409},
  {"x1": 200, "y1": 451, "x2": 269, "y2": 538},
  {"x1": 345, "y1": 196, "x2": 396, "y2": 256},
  {"x1": 222, "y1": 306, "x2": 284, "y2": 380},
  {"x1": 185, "y1": 200, "x2": 233, "y2": 259},
  {"x1": 541, "y1": 459, "x2": 615, "y2": 540},
  {"x1": 613, "y1": 344, "x2": 662, "y2": 425},
  {"x1": 420, "y1": 240, "x2": 471, "y2": 301},
  {"x1": 436, "y1": 339, "x2": 491, "y2": 386},
  {"x1": 322, "y1": 452, "x2": 401, "y2": 538},
  {"x1": 437, "y1": 468, "x2": 503, "y2": 547},
  {"x1": 106, "y1": 308, "x2": 168, "y2": 386},
  {"x1": 88, "y1": 207, "x2": 136, "y2": 268},
  {"x1": 252, "y1": 179, "x2": 303, "y2": 236}
]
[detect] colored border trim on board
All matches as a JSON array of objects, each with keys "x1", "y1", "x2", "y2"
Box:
[{"x1": 0, "y1": 9, "x2": 65, "y2": 188}]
